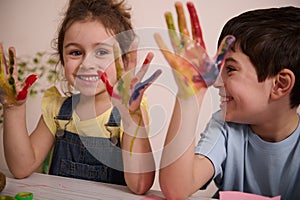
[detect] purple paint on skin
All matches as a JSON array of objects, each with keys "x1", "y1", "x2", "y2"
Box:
[{"x1": 129, "y1": 70, "x2": 162, "y2": 105}]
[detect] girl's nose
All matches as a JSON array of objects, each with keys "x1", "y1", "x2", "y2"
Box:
[
  {"x1": 213, "y1": 73, "x2": 224, "y2": 88},
  {"x1": 81, "y1": 53, "x2": 98, "y2": 70}
]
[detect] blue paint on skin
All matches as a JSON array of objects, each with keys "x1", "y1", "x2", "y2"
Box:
[{"x1": 129, "y1": 70, "x2": 161, "y2": 105}]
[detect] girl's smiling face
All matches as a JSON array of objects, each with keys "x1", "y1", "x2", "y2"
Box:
[
  {"x1": 214, "y1": 45, "x2": 274, "y2": 124},
  {"x1": 63, "y1": 19, "x2": 117, "y2": 97}
]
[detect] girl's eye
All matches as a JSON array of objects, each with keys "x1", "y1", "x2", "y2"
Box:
[
  {"x1": 96, "y1": 49, "x2": 110, "y2": 56},
  {"x1": 70, "y1": 50, "x2": 82, "y2": 56}
]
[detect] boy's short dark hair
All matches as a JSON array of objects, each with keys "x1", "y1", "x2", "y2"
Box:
[{"x1": 218, "y1": 6, "x2": 300, "y2": 108}]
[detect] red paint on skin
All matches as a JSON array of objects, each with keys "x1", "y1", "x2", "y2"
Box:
[
  {"x1": 143, "y1": 57, "x2": 151, "y2": 65},
  {"x1": 98, "y1": 71, "x2": 114, "y2": 96},
  {"x1": 187, "y1": 2, "x2": 206, "y2": 50},
  {"x1": 16, "y1": 74, "x2": 38, "y2": 101}
]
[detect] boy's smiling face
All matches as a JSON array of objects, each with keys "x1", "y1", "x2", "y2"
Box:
[{"x1": 214, "y1": 45, "x2": 274, "y2": 124}]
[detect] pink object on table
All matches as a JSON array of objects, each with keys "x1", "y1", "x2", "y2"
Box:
[
  {"x1": 220, "y1": 191, "x2": 281, "y2": 200},
  {"x1": 141, "y1": 194, "x2": 166, "y2": 200}
]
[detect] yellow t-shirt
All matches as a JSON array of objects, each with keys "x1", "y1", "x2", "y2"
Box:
[{"x1": 41, "y1": 86, "x2": 148, "y2": 138}]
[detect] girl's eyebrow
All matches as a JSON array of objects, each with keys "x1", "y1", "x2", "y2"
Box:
[
  {"x1": 64, "y1": 42, "x2": 80, "y2": 49},
  {"x1": 64, "y1": 42, "x2": 114, "y2": 49},
  {"x1": 94, "y1": 42, "x2": 114, "y2": 48}
]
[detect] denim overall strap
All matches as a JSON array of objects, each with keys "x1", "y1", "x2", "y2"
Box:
[{"x1": 49, "y1": 95, "x2": 126, "y2": 185}]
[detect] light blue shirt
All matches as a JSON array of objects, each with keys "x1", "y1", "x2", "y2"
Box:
[{"x1": 195, "y1": 111, "x2": 300, "y2": 200}]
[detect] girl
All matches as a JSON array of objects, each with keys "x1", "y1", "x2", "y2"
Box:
[{"x1": 1, "y1": 0, "x2": 160, "y2": 195}]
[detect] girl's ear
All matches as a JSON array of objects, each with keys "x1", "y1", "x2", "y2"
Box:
[{"x1": 271, "y1": 68, "x2": 295, "y2": 100}]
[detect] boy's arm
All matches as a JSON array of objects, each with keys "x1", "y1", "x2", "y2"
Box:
[
  {"x1": 159, "y1": 92, "x2": 215, "y2": 200},
  {"x1": 154, "y1": 2, "x2": 234, "y2": 199}
]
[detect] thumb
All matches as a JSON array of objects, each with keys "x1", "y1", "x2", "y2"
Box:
[
  {"x1": 16, "y1": 74, "x2": 38, "y2": 101},
  {"x1": 215, "y1": 35, "x2": 235, "y2": 69}
]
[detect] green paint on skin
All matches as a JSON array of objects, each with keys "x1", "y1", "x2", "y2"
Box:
[
  {"x1": 129, "y1": 116, "x2": 142, "y2": 155},
  {"x1": 0, "y1": 51, "x2": 5, "y2": 85},
  {"x1": 165, "y1": 13, "x2": 182, "y2": 50},
  {"x1": 8, "y1": 49, "x2": 16, "y2": 95},
  {"x1": 113, "y1": 44, "x2": 123, "y2": 81},
  {"x1": 119, "y1": 73, "x2": 131, "y2": 105}
]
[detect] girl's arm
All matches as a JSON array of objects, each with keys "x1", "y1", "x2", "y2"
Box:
[
  {"x1": 3, "y1": 104, "x2": 54, "y2": 178},
  {"x1": 121, "y1": 105, "x2": 155, "y2": 195},
  {"x1": 100, "y1": 45, "x2": 161, "y2": 194},
  {"x1": 0, "y1": 45, "x2": 54, "y2": 178}
]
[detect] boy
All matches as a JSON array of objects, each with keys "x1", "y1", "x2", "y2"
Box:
[{"x1": 156, "y1": 2, "x2": 300, "y2": 200}]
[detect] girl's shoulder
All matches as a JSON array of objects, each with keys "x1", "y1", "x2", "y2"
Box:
[
  {"x1": 42, "y1": 86, "x2": 66, "y2": 105},
  {"x1": 41, "y1": 86, "x2": 68, "y2": 118}
]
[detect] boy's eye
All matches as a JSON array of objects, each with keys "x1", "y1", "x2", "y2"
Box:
[{"x1": 225, "y1": 65, "x2": 236, "y2": 73}]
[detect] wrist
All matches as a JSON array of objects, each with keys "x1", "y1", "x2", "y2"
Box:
[
  {"x1": 176, "y1": 88, "x2": 207, "y2": 113},
  {"x1": 3, "y1": 102, "x2": 25, "y2": 109}
]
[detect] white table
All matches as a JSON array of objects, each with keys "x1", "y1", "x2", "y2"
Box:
[{"x1": 0, "y1": 169, "x2": 215, "y2": 200}]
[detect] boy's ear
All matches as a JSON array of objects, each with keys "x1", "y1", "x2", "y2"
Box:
[{"x1": 271, "y1": 68, "x2": 295, "y2": 100}]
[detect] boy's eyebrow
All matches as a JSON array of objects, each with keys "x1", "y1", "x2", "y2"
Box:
[{"x1": 225, "y1": 57, "x2": 238, "y2": 63}]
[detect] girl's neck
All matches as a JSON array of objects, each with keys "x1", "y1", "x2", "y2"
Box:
[{"x1": 75, "y1": 92, "x2": 112, "y2": 121}]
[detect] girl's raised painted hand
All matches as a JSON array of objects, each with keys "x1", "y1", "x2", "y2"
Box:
[
  {"x1": 99, "y1": 43, "x2": 161, "y2": 152},
  {"x1": 154, "y1": 2, "x2": 235, "y2": 98},
  {"x1": 99, "y1": 43, "x2": 161, "y2": 113},
  {"x1": 0, "y1": 45, "x2": 38, "y2": 106}
]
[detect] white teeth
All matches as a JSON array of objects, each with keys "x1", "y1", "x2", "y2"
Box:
[
  {"x1": 77, "y1": 75, "x2": 100, "y2": 81},
  {"x1": 221, "y1": 96, "x2": 233, "y2": 102}
]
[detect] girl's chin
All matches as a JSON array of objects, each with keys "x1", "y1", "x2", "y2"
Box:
[{"x1": 75, "y1": 87, "x2": 106, "y2": 97}]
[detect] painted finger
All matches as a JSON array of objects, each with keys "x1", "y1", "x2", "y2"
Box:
[
  {"x1": 215, "y1": 35, "x2": 236, "y2": 69},
  {"x1": 113, "y1": 43, "x2": 124, "y2": 80},
  {"x1": 0, "y1": 45, "x2": 7, "y2": 85},
  {"x1": 154, "y1": 33, "x2": 178, "y2": 67},
  {"x1": 134, "y1": 52, "x2": 154, "y2": 84},
  {"x1": 199, "y1": 35, "x2": 235, "y2": 86},
  {"x1": 187, "y1": 2, "x2": 206, "y2": 50},
  {"x1": 175, "y1": 2, "x2": 190, "y2": 44},
  {"x1": 129, "y1": 69, "x2": 162, "y2": 105},
  {"x1": 165, "y1": 12, "x2": 182, "y2": 52},
  {"x1": 125, "y1": 38, "x2": 138, "y2": 72},
  {"x1": 16, "y1": 74, "x2": 38, "y2": 101},
  {"x1": 99, "y1": 71, "x2": 114, "y2": 96},
  {"x1": 8, "y1": 48, "x2": 17, "y2": 95}
]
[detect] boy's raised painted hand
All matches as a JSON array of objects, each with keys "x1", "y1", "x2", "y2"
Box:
[{"x1": 154, "y1": 2, "x2": 235, "y2": 98}]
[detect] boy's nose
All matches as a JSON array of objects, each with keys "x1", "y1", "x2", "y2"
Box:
[{"x1": 213, "y1": 73, "x2": 224, "y2": 88}]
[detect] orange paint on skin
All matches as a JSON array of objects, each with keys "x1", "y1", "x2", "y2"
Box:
[{"x1": 175, "y1": 2, "x2": 190, "y2": 38}]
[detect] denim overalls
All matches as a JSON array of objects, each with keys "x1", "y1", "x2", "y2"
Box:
[{"x1": 48, "y1": 95, "x2": 126, "y2": 185}]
